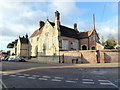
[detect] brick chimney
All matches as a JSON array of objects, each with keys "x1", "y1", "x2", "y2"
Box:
[
  {"x1": 74, "y1": 23, "x2": 77, "y2": 30},
  {"x1": 55, "y1": 10, "x2": 60, "y2": 20},
  {"x1": 39, "y1": 21, "x2": 45, "y2": 29}
]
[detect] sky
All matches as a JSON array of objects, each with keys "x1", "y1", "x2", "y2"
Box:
[{"x1": 0, "y1": 1, "x2": 118, "y2": 51}]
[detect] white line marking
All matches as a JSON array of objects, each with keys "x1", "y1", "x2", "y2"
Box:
[
  {"x1": 98, "y1": 80, "x2": 111, "y2": 82},
  {"x1": 27, "y1": 77, "x2": 36, "y2": 79},
  {"x1": 9, "y1": 75, "x2": 16, "y2": 77},
  {"x1": 18, "y1": 76, "x2": 25, "y2": 78},
  {"x1": 82, "y1": 82, "x2": 94, "y2": 84},
  {"x1": 51, "y1": 79, "x2": 62, "y2": 82},
  {"x1": 32, "y1": 75, "x2": 40, "y2": 77},
  {"x1": 54, "y1": 77, "x2": 64, "y2": 79},
  {"x1": 24, "y1": 74, "x2": 30, "y2": 76},
  {"x1": 39, "y1": 78, "x2": 48, "y2": 80},
  {"x1": 42, "y1": 76, "x2": 51, "y2": 78},
  {"x1": 2, "y1": 73, "x2": 9, "y2": 75},
  {"x1": 82, "y1": 79, "x2": 93, "y2": 81},
  {"x1": 100, "y1": 82, "x2": 113, "y2": 85},
  {"x1": 99, "y1": 80, "x2": 118, "y2": 88},
  {"x1": 0, "y1": 80, "x2": 7, "y2": 89},
  {"x1": 65, "y1": 80, "x2": 76, "y2": 83}
]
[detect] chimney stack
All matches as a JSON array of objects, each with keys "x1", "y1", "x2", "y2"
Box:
[
  {"x1": 25, "y1": 33, "x2": 28, "y2": 38},
  {"x1": 55, "y1": 10, "x2": 60, "y2": 20},
  {"x1": 74, "y1": 23, "x2": 77, "y2": 30},
  {"x1": 39, "y1": 21, "x2": 45, "y2": 29}
]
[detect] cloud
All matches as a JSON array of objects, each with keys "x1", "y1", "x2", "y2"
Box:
[
  {"x1": 0, "y1": 2, "x2": 118, "y2": 51},
  {"x1": 96, "y1": 15, "x2": 118, "y2": 41}
]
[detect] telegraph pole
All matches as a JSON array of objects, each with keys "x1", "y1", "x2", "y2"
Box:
[{"x1": 93, "y1": 14, "x2": 97, "y2": 50}]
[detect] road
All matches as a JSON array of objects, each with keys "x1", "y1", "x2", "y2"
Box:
[{"x1": 0, "y1": 61, "x2": 120, "y2": 89}]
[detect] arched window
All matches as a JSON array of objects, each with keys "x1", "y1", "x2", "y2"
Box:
[
  {"x1": 91, "y1": 46, "x2": 95, "y2": 50},
  {"x1": 82, "y1": 45, "x2": 87, "y2": 50}
]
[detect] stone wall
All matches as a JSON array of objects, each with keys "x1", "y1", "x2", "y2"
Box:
[
  {"x1": 100, "y1": 49, "x2": 120, "y2": 63},
  {"x1": 59, "y1": 49, "x2": 120, "y2": 64},
  {"x1": 32, "y1": 55, "x2": 59, "y2": 64}
]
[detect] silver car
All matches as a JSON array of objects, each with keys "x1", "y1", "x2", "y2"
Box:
[{"x1": 8, "y1": 58, "x2": 15, "y2": 62}]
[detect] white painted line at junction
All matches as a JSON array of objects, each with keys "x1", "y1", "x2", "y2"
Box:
[
  {"x1": 42, "y1": 76, "x2": 51, "y2": 78},
  {"x1": 51, "y1": 79, "x2": 62, "y2": 82},
  {"x1": 98, "y1": 80, "x2": 111, "y2": 82},
  {"x1": 23, "y1": 74, "x2": 30, "y2": 76},
  {"x1": 18, "y1": 76, "x2": 25, "y2": 78},
  {"x1": 2, "y1": 73, "x2": 9, "y2": 75},
  {"x1": 0, "y1": 80, "x2": 7, "y2": 89},
  {"x1": 32, "y1": 75, "x2": 40, "y2": 77},
  {"x1": 54, "y1": 77, "x2": 64, "y2": 79},
  {"x1": 10, "y1": 74, "x2": 16, "y2": 76},
  {"x1": 27, "y1": 77, "x2": 36, "y2": 79},
  {"x1": 99, "y1": 80, "x2": 118, "y2": 88},
  {"x1": 39, "y1": 78, "x2": 48, "y2": 80},
  {"x1": 82, "y1": 82, "x2": 94, "y2": 84},
  {"x1": 65, "y1": 80, "x2": 77, "y2": 83},
  {"x1": 82, "y1": 79, "x2": 93, "y2": 81},
  {"x1": 100, "y1": 82, "x2": 113, "y2": 85}
]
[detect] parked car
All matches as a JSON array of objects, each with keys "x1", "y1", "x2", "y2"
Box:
[
  {"x1": 1, "y1": 57, "x2": 8, "y2": 61},
  {"x1": 4, "y1": 57, "x2": 9, "y2": 61},
  {"x1": 14, "y1": 57, "x2": 25, "y2": 62},
  {"x1": 8, "y1": 58, "x2": 15, "y2": 62},
  {"x1": 0, "y1": 57, "x2": 5, "y2": 61}
]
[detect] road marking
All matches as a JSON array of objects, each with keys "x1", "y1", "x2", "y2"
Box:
[
  {"x1": 99, "y1": 80, "x2": 119, "y2": 88},
  {"x1": 2, "y1": 73, "x2": 9, "y2": 75},
  {"x1": 39, "y1": 78, "x2": 48, "y2": 80},
  {"x1": 23, "y1": 74, "x2": 30, "y2": 76},
  {"x1": 54, "y1": 77, "x2": 64, "y2": 79},
  {"x1": 32, "y1": 75, "x2": 40, "y2": 77},
  {"x1": 9, "y1": 74, "x2": 16, "y2": 77},
  {"x1": 82, "y1": 82, "x2": 94, "y2": 84},
  {"x1": 51, "y1": 79, "x2": 62, "y2": 82},
  {"x1": 65, "y1": 80, "x2": 76, "y2": 83},
  {"x1": 100, "y1": 82, "x2": 113, "y2": 85},
  {"x1": 0, "y1": 79, "x2": 8, "y2": 90},
  {"x1": 98, "y1": 80, "x2": 111, "y2": 82},
  {"x1": 42, "y1": 76, "x2": 51, "y2": 78},
  {"x1": 82, "y1": 79, "x2": 93, "y2": 81},
  {"x1": 27, "y1": 77, "x2": 36, "y2": 79},
  {"x1": 18, "y1": 76, "x2": 25, "y2": 78}
]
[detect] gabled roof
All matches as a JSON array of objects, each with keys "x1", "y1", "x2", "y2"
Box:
[
  {"x1": 48, "y1": 21, "x2": 79, "y2": 39},
  {"x1": 30, "y1": 20, "x2": 96, "y2": 39},
  {"x1": 30, "y1": 27, "x2": 43, "y2": 38},
  {"x1": 78, "y1": 30, "x2": 94, "y2": 39},
  {"x1": 49, "y1": 21, "x2": 55, "y2": 26},
  {"x1": 60, "y1": 25, "x2": 79, "y2": 39}
]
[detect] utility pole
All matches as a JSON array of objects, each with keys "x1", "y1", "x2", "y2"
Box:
[{"x1": 93, "y1": 14, "x2": 97, "y2": 50}]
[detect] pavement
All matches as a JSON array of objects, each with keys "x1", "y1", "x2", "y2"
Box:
[{"x1": 27, "y1": 59, "x2": 120, "y2": 68}]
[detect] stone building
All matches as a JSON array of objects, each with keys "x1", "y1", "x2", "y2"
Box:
[{"x1": 8, "y1": 11, "x2": 104, "y2": 58}]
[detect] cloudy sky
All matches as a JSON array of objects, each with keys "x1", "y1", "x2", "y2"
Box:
[{"x1": 0, "y1": 1, "x2": 118, "y2": 51}]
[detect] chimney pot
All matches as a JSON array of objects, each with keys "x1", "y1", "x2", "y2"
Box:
[
  {"x1": 74, "y1": 23, "x2": 77, "y2": 30},
  {"x1": 55, "y1": 10, "x2": 60, "y2": 20}
]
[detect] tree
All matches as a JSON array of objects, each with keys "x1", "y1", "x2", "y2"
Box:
[
  {"x1": 101, "y1": 36, "x2": 105, "y2": 45},
  {"x1": 105, "y1": 34, "x2": 117, "y2": 49}
]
